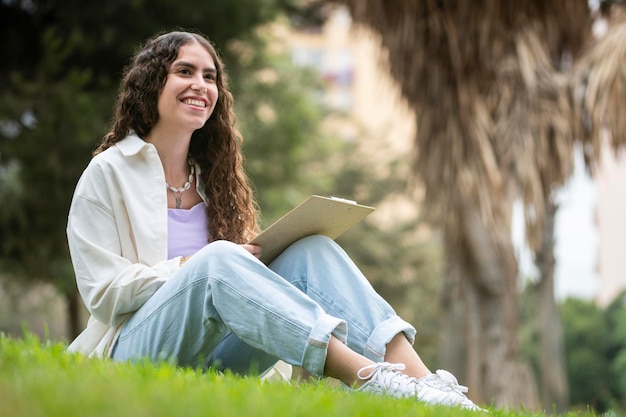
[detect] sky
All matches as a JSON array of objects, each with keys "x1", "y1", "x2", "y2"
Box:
[
  {"x1": 513, "y1": 149, "x2": 598, "y2": 301},
  {"x1": 553, "y1": 151, "x2": 598, "y2": 300}
]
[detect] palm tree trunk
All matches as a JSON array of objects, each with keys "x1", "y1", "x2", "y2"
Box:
[
  {"x1": 535, "y1": 200, "x2": 569, "y2": 411},
  {"x1": 441, "y1": 205, "x2": 540, "y2": 409}
]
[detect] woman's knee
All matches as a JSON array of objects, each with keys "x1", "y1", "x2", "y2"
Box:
[
  {"x1": 270, "y1": 235, "x2": 343, "y2": 270},
  {"x1": 196, "y1": 240, "x2": 248, "y2": 259},
  {"x1": 289, "y1": 235, "x2": 337, "y2": 254},
  {"x1": 186, "y1": 240, "x2": 253, "y2": 279}
]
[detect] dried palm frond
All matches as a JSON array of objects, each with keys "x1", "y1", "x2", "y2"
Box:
[
  {"x1": 493, "y1": 27, "x2": 577, "y2": 249},
  {"x1": 333, "y1": 0, "x2": 590, "y2": 250},
  {"x1": 572, "y1": 6, "x2": 626, "y2": 171}
]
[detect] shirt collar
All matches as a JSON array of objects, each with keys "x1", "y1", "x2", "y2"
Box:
[
  {"x1": 115, "y1": 133, "x2": 209, "y2": 205},
  {"x1": 116, "y1": 133, "x2": 152, "y2": 156}
]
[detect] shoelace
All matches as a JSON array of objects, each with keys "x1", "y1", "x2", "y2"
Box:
[
  {"x1": 357, "y1": 362, "x2": 405, "y2": 379},
  {"x1": 357, "y1": 362, "x2": 418, "y2": 397},
  {"x1": 432, "y1": 369, "x2": 469, "y2": 395},
  {"x1": 420, "y1": 369, "x2": 483, "y2": 409}
]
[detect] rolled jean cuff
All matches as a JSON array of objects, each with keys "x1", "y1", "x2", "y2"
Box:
[
  {"x1": 363, "y1": 316, "x2": 416, "y2": 362},
  {"x1": 301, "y1": 313, "x2": 347, "y2": 376}
]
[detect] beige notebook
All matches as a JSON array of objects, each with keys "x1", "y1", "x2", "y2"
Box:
[{"x1": 250, "y1": 195, "x2": 375, "y2": 264}]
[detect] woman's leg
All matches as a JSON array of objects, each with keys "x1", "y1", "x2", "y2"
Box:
[
  {"x1": 268, "y1": 235, "x2": 421, "y2": 370},
  {"x1": 268, "y1": 236, "x2": 481, "y2": 410},
  {"x1": 112, "y1": 240, "x2": 347, "y2": 377},
  {"x1": 201, "y1": 236, "x2": 424, "y2": 382},
  {"x1": 109, "y1": 237, "x2": 480, "y2": 408},
  {"x1": 206, "y1": 331, "x2": 279, "y2": 376},
  {"x1": 385, "y1": 332, "x2": 430, "y2": 378}
]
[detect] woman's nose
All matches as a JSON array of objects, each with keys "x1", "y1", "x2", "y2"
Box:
[{"x1": 191, "y1": 83, "x2": 207, "y2": 93}]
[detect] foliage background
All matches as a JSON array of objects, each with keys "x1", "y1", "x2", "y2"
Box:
[{"x1": 519, "y1": 287, "x2": 626, "y2": 412}]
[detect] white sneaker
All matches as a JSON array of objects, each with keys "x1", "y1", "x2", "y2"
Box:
[
  {"x1": 357, "y1": 362, "x2": 419, "y2": 398},
  {"x1": 357, "y1": 362, "x2": 483, "y2": 411},
  {"x1": 414, "y1": 369, "x2": 482, "y2": 410}
]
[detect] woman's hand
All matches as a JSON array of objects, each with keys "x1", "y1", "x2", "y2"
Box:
[
  {"x1": 179, "y1": 254, "x2": 193, "y2": 267},
  {"x1": 240, "y1": 244, "x2": 262, "y2": 259}
]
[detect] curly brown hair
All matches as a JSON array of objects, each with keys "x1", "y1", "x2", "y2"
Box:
[{"x1": 95, "y1": 31, "x2": 258, "y2": 243}]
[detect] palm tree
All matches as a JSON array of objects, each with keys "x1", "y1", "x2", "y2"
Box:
[{"x1": 328, "y1": 0, "x2": 626, "y2": 410}]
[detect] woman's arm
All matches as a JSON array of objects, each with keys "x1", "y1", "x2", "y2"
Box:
[{"x1": 67, "y1": 159, "x2": 179, "y2": 326}]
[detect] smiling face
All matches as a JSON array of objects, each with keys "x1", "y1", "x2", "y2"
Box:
[{"x1": 155, "y1": 41, "x2": 219, "y2": 134}]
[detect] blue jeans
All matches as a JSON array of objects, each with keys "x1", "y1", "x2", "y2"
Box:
[{"x1": 111, "y1": 235, "x2": 416, "y2": 377}]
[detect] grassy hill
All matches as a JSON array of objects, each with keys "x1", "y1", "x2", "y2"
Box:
[{"x1": 0, "y1": 333, "x2": 598, "y2": 417}]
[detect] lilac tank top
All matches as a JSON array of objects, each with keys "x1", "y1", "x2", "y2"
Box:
[{"x1": 167, "y1": 202, "x2": 210, "y2": 259}]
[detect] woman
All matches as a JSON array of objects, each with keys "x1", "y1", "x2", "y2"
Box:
[{"x1": 66, "y1": 30, "x2": 481, "y2": 410}]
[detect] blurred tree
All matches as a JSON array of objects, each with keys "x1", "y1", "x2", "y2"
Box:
[
  {"x1": 331, "y1": 0, "x2": 626, "y2": 409},
  {"x1": 0, "y1": 0, "x2": 294, "y2": 85},
  {"x1": 560, "y1": 298, "x2": 613, "y2": 412},
  {"x1": 605, "y1": 291, "x2": 626, "y2": 410},
  {"x1": 518, "y1": 283, "x2": 540, "y2": 384},
  {"x1": 0, "y1": 35, "x2": 114, "y2": 337},
  {"x1": 522, "y1": 290, "x2": 626, "y2": 413}
]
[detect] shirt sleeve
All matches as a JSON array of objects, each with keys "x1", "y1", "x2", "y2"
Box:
[{"x1": 66, "y1": 162, "x2": 180, "y2": 327}]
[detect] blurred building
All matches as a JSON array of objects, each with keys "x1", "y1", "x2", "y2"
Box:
[
  {"x1": 285, "y1": 6, "x2": 422, "y2": 228},
  {"x1": 595, "y1": 147, "x2": 626, "y2": 306},
  {"x1": 587, "y1": 15, "x2": 626, "y2": 307}
]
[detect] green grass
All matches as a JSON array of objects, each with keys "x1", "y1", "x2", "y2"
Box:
[{"x1": 0, "y1": 333, "x2": 597, "y2": 417}]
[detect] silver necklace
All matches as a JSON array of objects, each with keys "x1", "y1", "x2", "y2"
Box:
[{"x1": 165, "y1": 160, "x2": 195, "y2": 209}]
